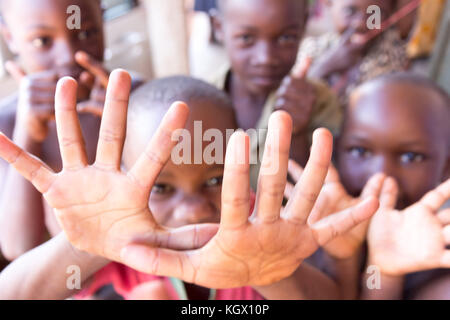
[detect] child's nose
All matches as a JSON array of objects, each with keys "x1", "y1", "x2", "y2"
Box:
[
  {"x1": 374, "y1": 157, "x2": 398, "y2": 178},
  {"x1": 172, "y1": 195, "x2": 218, "y2": 225},
  {"x1": 54, "y1": 40, "x2": 78, "y2": 69},
  {"x1": 254, "y1": 41, "x2": 278, "y2": 66}
]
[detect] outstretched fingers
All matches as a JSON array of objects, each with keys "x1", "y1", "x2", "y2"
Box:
[
  {"x1": 283, "y1": 128, "x2": 333, "y2": 224},
  {"x1": 379, "y1": 177, "x2": 399, "y2": 209},
  {"x1": 220, "y1": 131, "x2": 251, "y2": 229},
  {"x1": 255, "y1": 111, "x2": 292, "y2": 223},
  {"x1": 55, "y1": 77, "x2": 88, "y2": 170},
  {"x1": 95, "y1": 69, "x2": 131, "y2": 170},
  {"x1": 128, "y1": 101, "x2": 189, "y2": 191},
  {"x1": 311, "y1": 196, "x2": 379, "y2": 246},
  {"x1": 0, "y1": 133, "x2": 55, "y2": 193}
]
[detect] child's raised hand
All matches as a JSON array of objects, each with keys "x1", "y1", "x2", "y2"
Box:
[
  {"x1": 119, "y1": 117, "x2": 380, "y2": 289},
  {"x1": 75, "y1": 51, "x2": 109, "y2": 117},
  {"x1": 285, "y1": 162, "x2": 386, "y2": 260},
  {"x1": 5, "y1": 61, "x2": 58, "y2": 142},
  {"x1": 0, "y1": 70, "x2": 219, "y2": 262},
  {"x1": 310, "y1": 27, "x2": 367, "y2": 79},
  {"x1": 274, "y1": 58, "x2": 316, "y2": 135},
  {"x1": 367, "y1": 178, "x2": 450, "y2": 276}
]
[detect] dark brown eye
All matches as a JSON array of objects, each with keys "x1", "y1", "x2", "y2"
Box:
[
  {"x1": 237, "y1": 34, "x2": 255, "y2": 46},
  {"x1": 204, "y1": 177, "x2": 223, "y2": 188},
  {"x1": 348, "y1": 147, "x2": 371, "y2": 158},
  {"x1": 151, "y1": 184, "x2": 174, "y2": 195},
  {"x1": 32, "y1": 36, "x2": 52, "y2": 48},
  {"x1": 400, "y1": 152, "x2": 426, "y2": 164},
  {"x1": 278, "y1": 34, "x2": 298, "y2": 45},
  {"x1": 78, "y1": 28, "x2": 98, "y2": 41}
]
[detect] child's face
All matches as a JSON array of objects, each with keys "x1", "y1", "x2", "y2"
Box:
[
  {"x1": 337, "y1": 83, "x2": 450, "y2": 209},
  {"x1": 124, "y1": 100, "x2": 237, "y2": 228},
  {"x1": 1, "y1": 0, "x2": 104, "y2": 77},
  {"x1": 328, "y1": 0, "x2": 394, "y2": 35},
  {"x1": 216, "y1": 0, "x2": 307, "y2": 95}
]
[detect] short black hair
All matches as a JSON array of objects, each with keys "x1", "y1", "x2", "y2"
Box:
[{"x1": 128, "y1": 75, "x2": 234, "y2": 120}]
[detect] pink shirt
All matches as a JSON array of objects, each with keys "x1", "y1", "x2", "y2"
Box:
[{"x1": 78, "y1": 262, "x2": 264, "y2": 300}]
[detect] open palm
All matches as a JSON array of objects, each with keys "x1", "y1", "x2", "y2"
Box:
[
  {"x1": 368, "y1": 178, "x2": 450, "y2": 276},
  {"x1": 0, "y1": 70, "x2": 218, "y2": 262},
  {"x1": 120, "y1": 115, "x2": 379, "y2": 289}
]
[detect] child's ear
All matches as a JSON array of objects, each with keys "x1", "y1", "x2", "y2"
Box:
[
  {"x1": 0, "y1": 23, "x2": 18, "y2": 54},
  {"x1": 210, "y1": 9, "x2": 224, "y2": 45}
]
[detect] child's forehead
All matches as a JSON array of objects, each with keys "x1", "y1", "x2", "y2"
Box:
[
  {"x1": 131, "y1": 99, "x2": 236, "y2": 140},
  {"x1": 221, "y1": 0, "x2": 306, "y2": 22},
  {"x1": 346, "y1": 84, "x2": 448, "y2": 142}
]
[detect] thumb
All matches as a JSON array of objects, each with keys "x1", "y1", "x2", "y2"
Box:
[
  {"x1": 291, "y1": 57, "x2": 312, "y2": 79},
  {"x1": 5, "y1": 60, "x2": 26, "y2": 83},
  {"x1": 360, "y1": 173, "x2": 387, "y2": 199},
  {"x1": 379, "y1": 177, "x2": 399, "y2": 209}
]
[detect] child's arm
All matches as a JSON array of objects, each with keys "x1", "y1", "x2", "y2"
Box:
[
  {"x1": 362, "y1": 178, "x2": 450, "y2": 299},
  {"x1": 0, "y1": 63, "x2": 57, "y2": 260},
  {"x1": 0, "y1": 233, "x2": 108, "y2": 300}
]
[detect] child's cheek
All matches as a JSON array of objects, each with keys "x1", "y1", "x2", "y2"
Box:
[
  {"x1": 338, "y1": 157, "x2": 369, "y2": 196},
  {"x1": 148, "y1": 200, "x2": 173, "y2": 226}
]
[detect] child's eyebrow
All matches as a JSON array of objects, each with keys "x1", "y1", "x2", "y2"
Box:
[
  {"x1": 207, "y1": 164, "x2": 225, "y2": 172},
  {"x1": 235, "y1": 23, "x2": 301, "y2": 32},
  {"x1": 396, "y1": 140, "x2": 430, "y2": 149},
  {"x1": 26, "y1": 25, "x2": 56, "y2": 31}
]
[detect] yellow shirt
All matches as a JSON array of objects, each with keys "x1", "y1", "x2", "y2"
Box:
[{"x1": 209, "y1": 65, "x2": 343, "y2": 189}]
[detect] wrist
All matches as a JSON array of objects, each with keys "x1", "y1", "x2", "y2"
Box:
[
  {"x1": 366, "y1": 256, "x2": 406, "y2": 279},
  {"x1": 62, "y1": 233, "x2": 109, "y2": 271}
]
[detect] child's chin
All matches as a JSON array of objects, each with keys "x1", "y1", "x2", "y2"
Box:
[{"x1": 250, "y1": 79, "x2": 280, "y2": 94}]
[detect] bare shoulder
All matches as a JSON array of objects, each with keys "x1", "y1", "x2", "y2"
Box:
[{"x1": 0, "y1": 93, "x2": 18, "y2": 138}]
